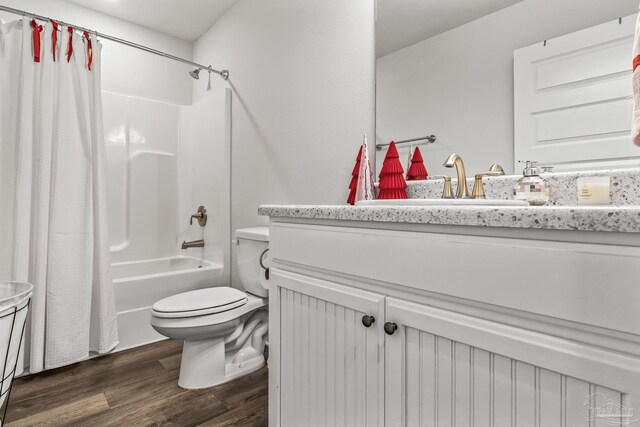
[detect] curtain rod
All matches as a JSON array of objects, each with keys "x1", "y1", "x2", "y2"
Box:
[
  {"x1": 0, "y1": 4, "x2": 229, "y2": 80},
  {"x1": 376, "y1": 135, "x2": 436, "y2": 151}
]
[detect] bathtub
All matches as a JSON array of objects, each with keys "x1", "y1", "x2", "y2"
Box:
[{"x1": 112, "y1": 256, "x2": 223, "y2": 351}]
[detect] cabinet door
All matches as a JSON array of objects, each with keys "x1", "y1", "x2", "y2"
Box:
[
  {"x1": 270, "y1": 269, "x2": 385, "y2": 427},
  {"x1": 385, "y1": 297, "x2": 640, "y2": 427}
]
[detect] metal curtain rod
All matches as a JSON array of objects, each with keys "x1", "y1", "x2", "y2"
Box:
[
  {"x1": 0, "y1": 4, "x2": 229, "y2": 80},
  {"x1": 376, "y1": 135, "x2": 436, "y2": 151}
]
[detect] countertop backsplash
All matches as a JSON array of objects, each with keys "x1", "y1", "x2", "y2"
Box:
[{"x1": 407, "y1": 168, "x2": 640, "y2": 206}]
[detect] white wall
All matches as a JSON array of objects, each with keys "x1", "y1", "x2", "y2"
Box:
[
  {"x1": 191, "y1": 0, "x2": 376, "y2": 286},
  {"x1": 0, "y1": 0, "x2": 193, "y2": 105},
  {"x1": 376, "y1": 0, "x2": 640, "y2": 176}
]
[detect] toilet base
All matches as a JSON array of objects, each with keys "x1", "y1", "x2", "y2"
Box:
[{"x1": 177, "y1": 337, "x2": 266, "y2": 389}]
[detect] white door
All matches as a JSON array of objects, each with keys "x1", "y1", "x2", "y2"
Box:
[
  {"x1": 385, "y1": 297, "x2": 640, "y2": 427},
  {"x1": 269, "y1": 269, "x2": 385, "y2": 427},
  {"x1": 514, "y1": 14, "x2": 640, "y2": 171}
]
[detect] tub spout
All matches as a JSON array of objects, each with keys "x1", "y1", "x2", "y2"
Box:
[{"x1": 181, "y1": 239, "x2": 204, "y2": 249}]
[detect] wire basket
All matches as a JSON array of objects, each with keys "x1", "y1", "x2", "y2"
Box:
[{"x1": 0, "y1": 283, "x2": 33, "y2": 427}]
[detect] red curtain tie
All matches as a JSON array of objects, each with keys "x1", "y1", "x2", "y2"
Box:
[
  {"x1": 634, "y1": 55, "x2": 640, "y2": 72},
  {"x1": 66, "y1": 27, "x2": 74, "y2": 62},
  {"x1": 83, "y1": 31, "x2": 93, "y2": 71},
  {"x1": 50, "y1": 20, "x2": 59, "y2": 62},
  {"x1": 30, "y1": 19, "x2": 43, "y2": 63}
]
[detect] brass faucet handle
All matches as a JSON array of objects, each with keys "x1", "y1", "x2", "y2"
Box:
[
  {"x1": 190, "y1": 213, "x2": 202, "y2": 225},
  {"x1": 471, "y1": 171, "x2": 505, "y2": 199},
  {"x1": 189, "y1": 206, "x2": 208, "y2": 226},
  {"x1": 489, "y1": 164, "x2": 505, "y2": 174},
  {"x1": 428, "y1": 175, "x2": 454, "y2": 199}
]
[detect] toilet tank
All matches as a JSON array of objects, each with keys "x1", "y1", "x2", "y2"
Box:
[{"x1": 235, "y1": 227, "x2": 269, "y2": 298}]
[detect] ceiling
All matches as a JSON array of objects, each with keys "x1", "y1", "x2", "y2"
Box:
[
  {"x1": 376, "y1": 0, "x2": 524, "y2": 57},
  {"x1": 65, "y1": 0, "x2": 241, "y2": 41},
  {"x1": 66, "y1": 0, "x2": 525, "y2": 52}
]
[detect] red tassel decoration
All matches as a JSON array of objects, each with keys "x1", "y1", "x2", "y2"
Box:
[
  {"x1": 377, "y1": 142, "x2": 408, "y2": 200},
  {"x1": 346, "y1": 146, "x2": 363, "y2": 205},
  {"x1": 406, "y1": 147, "x2": 429, "y2": 180},
  {"x1": 66, "y1": 27, "x2": 74, "y2": 63},
  {"x1": 30, "y1": 19, "x2": 43, "y2": 63},
  {"x1": 83, "y1": 31, "x2": 93, "y2": 70},
  {"x1": 51, "y1": 20, "x2": 59, "y2": 62}
]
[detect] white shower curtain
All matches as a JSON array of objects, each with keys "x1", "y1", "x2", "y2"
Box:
[{"x1": 0, "y1": 19, "x2": 118, "y2": 372}]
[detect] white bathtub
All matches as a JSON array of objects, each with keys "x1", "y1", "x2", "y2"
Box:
[{"x1": 112, "y1": 256, "x2": 223, "y2": 351}]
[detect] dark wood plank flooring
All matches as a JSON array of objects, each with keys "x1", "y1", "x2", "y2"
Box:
[{"x1": 5, "y1": 340, "x2": 268, "y2": 426}]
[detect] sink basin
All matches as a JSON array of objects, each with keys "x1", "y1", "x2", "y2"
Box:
[{"x1": 356, "y1": 199, "x2": 529, "y2": 207}]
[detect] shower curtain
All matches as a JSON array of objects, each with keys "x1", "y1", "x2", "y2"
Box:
[{"x1": 0, "y1": 19, "x2": 118, "y2": 372}]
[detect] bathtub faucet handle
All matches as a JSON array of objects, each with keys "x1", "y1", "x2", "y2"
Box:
[{"x1": 190, "y1": 206, "x2": 207, "y2": 226}]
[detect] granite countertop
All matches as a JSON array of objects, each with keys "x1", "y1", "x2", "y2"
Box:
[
  {"x1": 258, "y1": 204, "x2": 640, "y2": 233},
  {"x1": 260, "y1": 168, "x2": 640, "y2": 233}
]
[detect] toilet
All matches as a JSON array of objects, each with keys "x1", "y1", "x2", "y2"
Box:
[{"x1": 150, "y1": 227, "x2": 270, "y2": 389}]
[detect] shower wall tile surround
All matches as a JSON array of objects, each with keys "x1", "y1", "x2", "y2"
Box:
[
  {"x1": 104, "y1": 92, "x2": 180, "y2": 263},
  {"x1": 103, "y1": 90, "x2": 232, "y2": 352}
]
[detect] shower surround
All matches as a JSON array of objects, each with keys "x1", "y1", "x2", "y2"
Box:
[{"x1": 104, "y1": 89, "x2": 231, "y2": 350}]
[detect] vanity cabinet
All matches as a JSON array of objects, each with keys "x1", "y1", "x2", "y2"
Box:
[
  {"x1": 267, "y1": 221, "x2": 640, "y2": 426},
  {"x1": 384, "y1": 297, "x2": 640, "y2": 427},
  {"x1": 271, "y1": 270, "x2": 385, "y2": 427}
]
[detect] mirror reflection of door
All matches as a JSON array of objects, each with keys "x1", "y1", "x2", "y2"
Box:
[
  {"x1": 375, "y1": 0, "x2": 640, "y2": 177},
  {"x1": 515, "y1": 17, "x2": 637, "y2": 172}
]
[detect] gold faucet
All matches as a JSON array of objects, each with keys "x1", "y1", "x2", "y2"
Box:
[
  {"x1": 471, "y1": 164, "x2": 506, "y2": 199},
  {"x1": 443, "y1": 154, "x2": 469, "y2": 198},
  {"x1": 181, "y1": 239, "x2": 205, "y2": 249},
  {"x1": 428, "y1": 175, "x2": 454, "y2": 199}
]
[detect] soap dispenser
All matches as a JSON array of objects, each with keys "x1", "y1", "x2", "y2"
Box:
[{"x1": 513, "y1": 161, "x2": 550, "y2": 206}]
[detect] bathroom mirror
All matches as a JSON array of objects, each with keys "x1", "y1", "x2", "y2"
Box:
[{"x1": 375, "y1": 0, "x2": 640, "y2": 177}]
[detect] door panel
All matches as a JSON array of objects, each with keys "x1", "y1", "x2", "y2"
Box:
[
  {"x1": 272, "y1": 269, "x2": 385, "y2": 427},
  {"x1": 514, "y1": 14, "x2": 639, "y2": 171},
  {"x1": 385, "y1": 297, "x2": 640, "y2": 427}
]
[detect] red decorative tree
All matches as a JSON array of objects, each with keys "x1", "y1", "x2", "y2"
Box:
[
  {"x1": 406, "y1": 147, "x2": 429, "y2": 180},
  {"x1": 378, "y1": 142, "x2": 407, "y2": 199},
  {"x1": 346, "y1": 146, "x2": 363, "y2": 205}
]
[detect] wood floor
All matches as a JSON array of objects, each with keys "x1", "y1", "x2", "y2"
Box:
[{"x1": 5, "y1": 340, "x2": 268, "y2": 427}]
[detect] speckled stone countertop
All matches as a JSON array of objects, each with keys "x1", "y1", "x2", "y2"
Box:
[
  {"x1": 260, "y1": 168, "x2": 640, "y2": 233},
  {"x1": 258, "y1": 204, "x2": 640, "y2": 233}
]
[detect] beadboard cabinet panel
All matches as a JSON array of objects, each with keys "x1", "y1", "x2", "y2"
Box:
[
  {"x1": 385, "y1": 296, "x2": 640, "y2": 427},
  {"x1": 270, "y1": 269, "x2": 385, "y2": 427}
]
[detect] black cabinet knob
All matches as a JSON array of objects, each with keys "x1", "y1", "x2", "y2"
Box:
[
  {"x1": 361, "y1": 315, "x2": 375, "y2": 328},
  {"x1": 384, "y1": 322, "x2": 398, "y2": 335}
]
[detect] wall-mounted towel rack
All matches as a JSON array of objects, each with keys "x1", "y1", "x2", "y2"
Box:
[{"x1": 376, "y1": 135, "x2": 436, "y2": 151}]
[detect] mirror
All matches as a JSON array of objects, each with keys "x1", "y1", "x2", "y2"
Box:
[{"x1": 375, "y1": 0, "x2": 640, "y2": 177}]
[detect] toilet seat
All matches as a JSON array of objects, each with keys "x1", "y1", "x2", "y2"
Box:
[
  {"x1": 150, "y1": 290, "x2": 267, "y2": 343},
  {"x1": 152, "y1": 287, "x2": 248, "y2": 318}
]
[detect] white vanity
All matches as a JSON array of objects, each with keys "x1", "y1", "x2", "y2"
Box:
[{"x1": 261, "y1": 193, "x2": 640, "y2": 426}]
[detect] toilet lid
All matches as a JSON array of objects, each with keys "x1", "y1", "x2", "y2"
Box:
[{"x1": 152, "y1": 287, "x2": 248, "y2": 318}]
